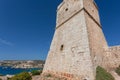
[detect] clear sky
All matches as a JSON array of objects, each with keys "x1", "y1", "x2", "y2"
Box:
[{"x1": 0, "y1": 0, "x2": 120, "y2": 60}]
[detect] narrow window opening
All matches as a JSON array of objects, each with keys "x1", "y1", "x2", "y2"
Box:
[
  {"x1": 60, "y1": 45, "x2": 64, "y2": 51},
  {"x1": 65, "y1": 8, "x2": 68, "y2": 11}
]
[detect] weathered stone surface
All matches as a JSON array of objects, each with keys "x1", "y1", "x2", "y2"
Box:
[
  {"x1": 104, "y1": 46, "x2": 120, "y2": 70},
  {"x1": 41, "y1": 0, "x2": 120, "y2": 80}
]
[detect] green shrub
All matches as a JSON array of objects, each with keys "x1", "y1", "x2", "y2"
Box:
[
  {"x1": 9, "y1": 72, "x2": 32, "y2": 80},
  {"x1": 7, "y1": 77, "x2": 11, "y2": 80},
  {"x1": 0, "y1": 78, "x2": 2, "y2": 80},
  {"x1": 96, "y1": 66, "x2": 115, "y2": 80},
  {"x1": 31, "y1": 70, "x2": 42, "y2": 76},
  {"x1": 115, "y1": 65, "x2": 120, "y2": 75}
]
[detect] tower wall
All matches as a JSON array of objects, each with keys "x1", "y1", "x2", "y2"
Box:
[
  {"x1": 85, "y1": 12, "x2": 108, "y2": 69},
  {"x1": 42, "y1": 0, "x2": 110, "y2": 80},
  {"x1": 83, "y1": 0, "x2": 108, "y2": 69},
  {"x1": 43, "y1": 10, "x2": 94, "y2": 80}
]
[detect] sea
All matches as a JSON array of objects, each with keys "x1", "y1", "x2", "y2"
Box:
[{"x1": 0, "y1": 66, "x2": 42, "y2": 76}]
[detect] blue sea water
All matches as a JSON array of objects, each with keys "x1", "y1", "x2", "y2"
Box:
[{"x1": 0, "y1": 66, "x2": 41, "y2": 75}]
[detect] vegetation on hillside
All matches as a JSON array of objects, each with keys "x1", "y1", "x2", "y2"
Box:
[
  {"x1": 31, "y1": 70, "x2": 42, "y2": 76},
  {"x1": 8, "y1": 72, "x2": 32, "y2": 80},
  {"x1": 96, "y1": 66, "x2": 115, "y2": 80},
  {"x1": 115, "y1": 65, "x2": 120, "y2": 76}
]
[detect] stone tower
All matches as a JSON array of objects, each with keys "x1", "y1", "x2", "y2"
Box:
[{"x1": 42, "y1": 0, "x2": 108, "y2": 80}]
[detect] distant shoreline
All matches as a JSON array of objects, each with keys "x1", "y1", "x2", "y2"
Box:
[
  {"x1": 0, "y1": 60, "x2": 45, "y2": 69},
  {"x1": 0, "y1": 66, "x2": 42, "y2": 76}
]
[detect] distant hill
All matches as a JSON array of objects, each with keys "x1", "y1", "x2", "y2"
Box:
[{"x1": 0, "y1": 60, "x2": 45, "y2": 68}]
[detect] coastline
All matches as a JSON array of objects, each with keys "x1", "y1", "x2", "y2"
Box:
[
  {"x1": 0, "y1": 60, "x2": 45, "y2": 69},
  {"x1": 0, "y1": 66, "x2": 42, "y2": 76},
  {"x1": 0, "y1": 60, "x2": 44, "y2": 80}
]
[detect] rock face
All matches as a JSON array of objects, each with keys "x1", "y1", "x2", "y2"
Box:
[{"x1": 42, "y1": 0, "x2": 120, "y2": 80}]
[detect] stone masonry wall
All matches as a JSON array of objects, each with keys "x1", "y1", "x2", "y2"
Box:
[
  {"x1": 107, "y1": 46, "x2": 120, "y2": 69},
  {"x1": 43, "y1": 9, "x2": 95, "y2": 80},
  {"x1": 83, "y1": 0, "x2": 100, "y2": 24},
  {"x1": 42, "y1": 0, "x2": 120, "y2": 80},
  {"x1": 84, "y1": 0, "x2": 108, "y2": 72},
  {"x1": 56, "y1": 0, "x2": 83, "y2": 27}
]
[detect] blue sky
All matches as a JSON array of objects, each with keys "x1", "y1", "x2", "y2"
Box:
[{"x1": 0, "y1": 0, "x2": 119, "y2": 60}]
